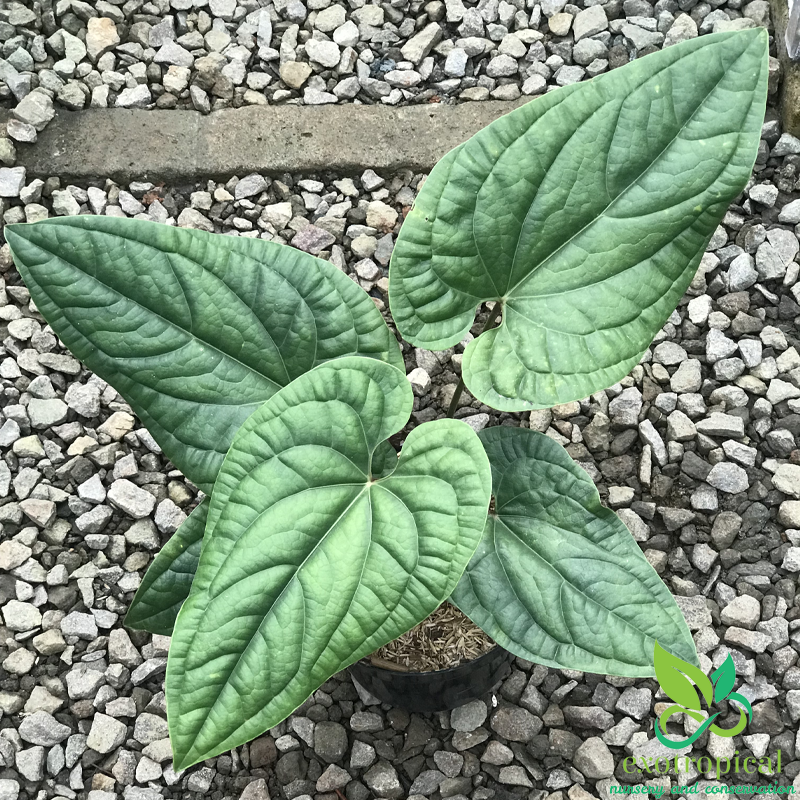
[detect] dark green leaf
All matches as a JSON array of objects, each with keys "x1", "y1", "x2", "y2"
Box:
[
  {"x1": 167, "y1": 357, "x2": 491, "y2": 769},
  {"x1": 451, "y1": 427, "x2": 698, "y2": 676},
  {"x1": 389, "y1": 30, "x2": 768, "y2": 410},
  {"x1": 6, "y1": 217, "x2": 402, "y2": 491}
]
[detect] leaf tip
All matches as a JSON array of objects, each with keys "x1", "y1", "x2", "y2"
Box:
[
  {"x1": 121, "y1": 607, "x2": 152, "y2": 635},
  {"x1": 171, "y1": 753, "x2": 191, "y2": 774}
]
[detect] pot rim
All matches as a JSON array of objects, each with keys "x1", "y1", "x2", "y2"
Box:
[{"x1": 356, "y1": 643, "x2": 510, "y2": 679}]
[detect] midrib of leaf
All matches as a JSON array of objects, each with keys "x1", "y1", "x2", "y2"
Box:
[
  {"x1": 503, "y1": 97, "x2": 619, "y2": 297},
  {"x1": 493, "y1": 514, "x2": 685, "y2": 659},
  {"x1": 507, "y1": 212, "x2": 702, "y2": 308},
  {"x1": 128, "y1": 231, "x2": 298, "y2": 384},
  {"x1": 183, "y1": 481, "x2": 372, "y2": 759},
  {"x1": 23, "y1": 235, "x2": 300, "y2": 397},
  {"x1": 501, "y1": 45, "x2": 748, "y2": 300}
]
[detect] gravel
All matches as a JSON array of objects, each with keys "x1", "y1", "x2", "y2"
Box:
[
  {"x1": 0, "y1": 0, "x2": 782, "y2": 118},
  {"x1": 87, "y1": 713, "x2": 130, "y2": 755}
]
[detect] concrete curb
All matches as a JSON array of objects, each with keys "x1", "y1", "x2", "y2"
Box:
[{"x1": 8, "y1": 101, "x2": 526, "y2": 183}]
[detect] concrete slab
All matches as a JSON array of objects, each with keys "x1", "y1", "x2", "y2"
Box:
[{"x1": 11, "y1": 101, "x2": 526, "y2": 182}]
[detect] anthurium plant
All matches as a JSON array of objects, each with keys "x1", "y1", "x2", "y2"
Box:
[{"x1": 5, "y1": 29, "x2": 768, "y2": 770}]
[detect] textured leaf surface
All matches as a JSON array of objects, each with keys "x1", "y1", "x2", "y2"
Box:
[
  {"x1": 167, "y1": 357, "x2": 490, "y2": 768},
  {"x1": 125, "y1": 498, "x2": 208, "y2": 635},
  {"x1": 6, "y1": 217, "x2": 402, "y2": 490},
  {"x1": 390, "y1": 30, "x2": 768, "y2": 410},
  {"x1": 451, "y1": 427, "x2": 697, "y2": 676}
]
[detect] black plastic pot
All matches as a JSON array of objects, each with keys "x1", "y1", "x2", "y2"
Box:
[{"x1": 349, "y1": 646, "x2": 513, "y2": 713}]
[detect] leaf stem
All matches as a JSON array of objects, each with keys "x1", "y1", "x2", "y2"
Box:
[{"x1": 446, "y1": 302, "x2": 503, "y2": 419}]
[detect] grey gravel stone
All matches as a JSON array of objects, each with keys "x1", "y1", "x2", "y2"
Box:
[
  {"x1": 116, "y1": 85, "x2": 152, "y2": 108},
  {"x1": 615, "y1": 687, "x2": 652, "y2": 720},
  {"x1": 0, "y1": 540, "x2": 32, "y2": 570},
  {"x1": 87, "y1": 713, "x2": 128, "y2": 754},
  {"x1": 691, "y1": 542, "x2": 718, "y2": 572},
  {"x1": 490, "y1": 706, "x2": 541, "y2": 741},
  {"x1": 675, "y1": 596, "x2": 711, "y2": 631},
  {"x1": 696, "y1": 413, "x2": 745, "y2": 438},
  {"x1": 350, "y1": 739, "x2": 376, "y2": 769},
  {"x1": 240, "y1": 779, "x2": 270, "y2": 800},
  {"x1": 773, "y1": 464, "x2": 800, "y2": 497},
  {"x1": 66, "y1": 664, "x2": 106, "y2": 699},
  {"x1": 0, "y1": 167, "x2": 26, "y2": 197},
  {"x1": 706, "y1": 462, "x2": 749, "y2": 494},
  {"x1": 2, "y1": 600, "x2": 42, "y2": 631},
  {"x1": 235, "y1": 173, "x2": 269, "y2": 199},
  {"x1": 314, "y1": 721, "x2": 348, "y2": 763},
  {"x1": 401, "y1": 22, "x2": 443, "y2": 64},
  {"x1": 749, "y1": 183, "x2": 778, "y2": 207},
  {"x1": 782, "y1": 546, "x2": 800, "y2": 572},
  {"x1": 13, "y1": 91, "x2": 55, "y2": 131},
  {"x1": 573, "y1": 736, "x2": 614, "y2": 778},
  {"x1": 577, "y1": 7, "x2": 610, "y2": 41},
  {"x1": 134, "y1": 713, "x2": 169, "y2": 745},
  {"x1": 450, "y1": 700, "x2": 487, "y2": 731},
  {"x1": 61, "y1": 611, "x2": 99, "y2": 640},
  {"x1": 16, "y1": 746, "x2": 45, "y2": 781},
  {"x1": 349, "y1": 711, "x2": 383, "y2": 732},
  {"x1": 721, "y1": 595, "x2": 761, "y2": 629},
  {"x1": 187, "y1": 767, "x2": 215, "y2": 792},
  {"x1": 108, "y1": 479, "x2": 156, "y2": 518},
  {"x1": 19, "y1": 712, "x2": 71, "y2": 746},
  {"x1": 0, "y1": 780, "x2": 19, "y2": 800},
  {"x1": 724, "y1": 627, "x2": 772, "y2": 654},
  {"x1": 363, "y1": 762, "x2": 403, "y2": 799}
]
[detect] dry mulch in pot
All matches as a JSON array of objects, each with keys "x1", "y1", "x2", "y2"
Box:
[{"x1": 369, "y1": 601, "x2": 495, "y2": 672}]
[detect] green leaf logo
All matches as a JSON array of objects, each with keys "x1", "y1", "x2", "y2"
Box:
[
  {"x1": 711, "y1": 654, "x2": 736, "y2": 704},
  {"x1": 654, "y1": 641, "x2": 713, "y2": 711},
  {"x1": 654, "y1": 642, "x2": 752, "y2": 748}
]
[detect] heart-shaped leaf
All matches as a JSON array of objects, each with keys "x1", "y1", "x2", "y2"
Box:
[
  {"x1": 6, "y1": 217, "x2": 402, "y2": 491},
  {"x1": 167, "y1": 357, "x2": 491, "y2": 769},
  {"x1": 451, "y1": 427, "x2": 697, "y2": 677},
  {"x1": 711, "y1": 653, "x2": 736, "y2": 704},
  {"x1": 125, "y1": 498, "x2": 208, "y2": 635},
  {"x1": 389, "y1": 30, "x2": 768, "y2": 411},
  {"x1": 655, "y1": 641, "x2": 713, "y2": 710}
]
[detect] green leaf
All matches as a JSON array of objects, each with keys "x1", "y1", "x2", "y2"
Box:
[
  {"x1": 654, "y1": 641, "x2": 713, "y2": 711},
  {"x1": 711, "y1": 653, "x2": 736, "y2": 704},
  {"x1": 389, "y1": 30, "x2": 768, "y2": 411},
  {"x1": 6, "y1": 217, "x2": 402, "y2": 491},
  {"x1": 451, "y1": 427, "x2": 698, "y2": 677},
  {"x1": 125, "y1": 498, "x2": 208, "y2": 636},
  {"x1": 167, "y1": 357, "x2": 491, "y2": 769},
  {"x1": 127, "y1": 439, "x2": 403, "y2": 632}
]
